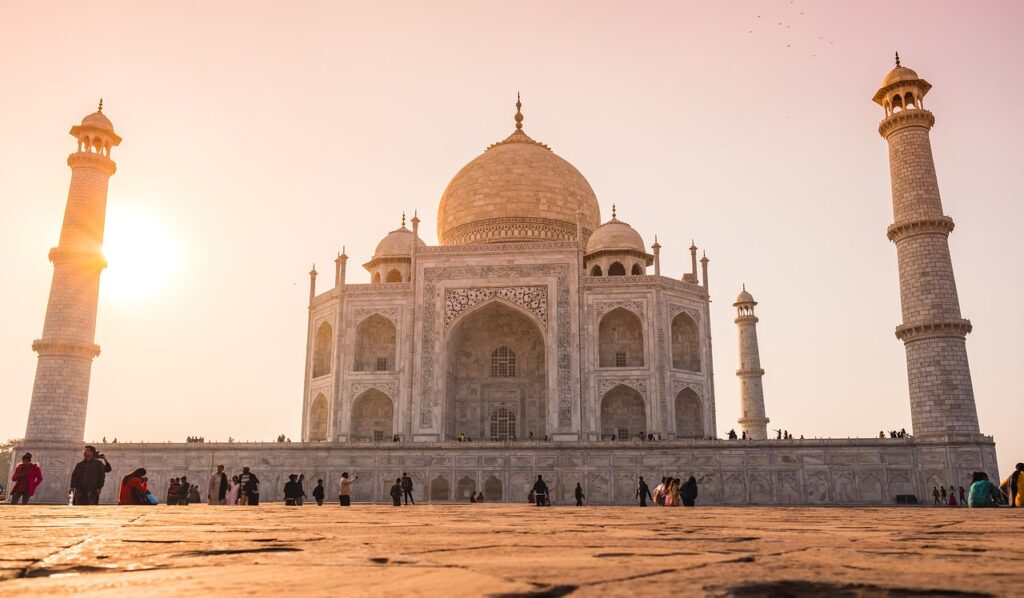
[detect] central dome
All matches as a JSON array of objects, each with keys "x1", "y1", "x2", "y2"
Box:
[{"x1": 437, "y1": 102, "x2": 601, "y2": 245}]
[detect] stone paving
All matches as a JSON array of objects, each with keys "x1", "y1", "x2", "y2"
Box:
[{"x1": 1, "y1": 504, "x2": 1021, "y2": 596}]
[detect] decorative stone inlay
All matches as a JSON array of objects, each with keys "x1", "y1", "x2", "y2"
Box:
[
  {"x1": 343, "y1": 283, "x2": 413, "y2": 292},
  {"x1": 594, "y1": 299, "x2": 645, "y2": 321},
  {"x1": 445, "y1": 287, "x2": 548, "y2": 330},
  {"x1": 669, "y1": 303, "x2": 702, "y2": 324},
  {"x1": 351, "y1": 382, "x2": 397, "y2": 400},
  {"x1": 671, "y1": 379, "x2": 704, "y2": 398},
  {"x1": 442, "y1": 217, "x2": 589, "y2": 247},
  {"x1": 421, "y1": 264, "x2": 572, "y2": 428},
  {"x1": 596, "y1": 377, "x2": 648, "y2": 398},
  {"x1": 419, "y1": 241, "x2": 581, "y2": 255},
  {"x1": 352, "y1": 306, "x2": 400, "y2": 324}
]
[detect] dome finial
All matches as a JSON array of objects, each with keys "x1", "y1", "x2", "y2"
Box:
[
  {"x1": 514, "y1": 92, "x2": 524, "y2": 131},
  {"x1": 895, "y1": 51, "x2": 900, "y2": 67},
  {"x1": 612, "y1": 203, "x2": 617, "y2": 219},
  {"x1": 401, "y1": 212, "x2": 406, "y2": 227},
  {"x1": 97, "y1": 98, "x2": 103, "y2": 113},
  {"x1": 743, "y1": 282, "x2": 746, "y2": 292}
]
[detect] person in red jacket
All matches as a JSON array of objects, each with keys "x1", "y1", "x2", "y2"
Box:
[
  {"x1": 118, "y1": 468, "x2": 150, "y2": 505},
  {"x1": 10, "y1": 453, "x2": 43, "y2": 504}
]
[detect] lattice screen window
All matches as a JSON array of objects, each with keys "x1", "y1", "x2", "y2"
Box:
[
  {"x1": 489, "y1": 405, "x2": 517, "y2": 440},
  {"x1": 615, "y1": 352, "x2": 627, "y2": 367},
  {"x1": 376, "y1": 357, "x2": 388, "y2": 371},
  {"x1": 490, "y1": 346, "x2": 516, "y2": 378}
]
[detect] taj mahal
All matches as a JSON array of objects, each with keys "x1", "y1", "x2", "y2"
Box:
[{"x1": 12, "y1": 57, "x2": 999, "y2": 505}]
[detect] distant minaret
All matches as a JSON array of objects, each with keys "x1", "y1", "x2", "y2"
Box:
[
  {"x1": 734, "y1": 286, "x2": 768, "y2": 439},
  {"x1": 873, "y1": 55, "x2": 980, "y2": 436},
  {"x1": 25, "y1": 102, "x2": 121, "y2": 443}
]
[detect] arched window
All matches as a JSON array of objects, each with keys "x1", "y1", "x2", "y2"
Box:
[
  {"x1": 670, "y1": 312, "x2": 700, "y2": 371},
  {"x1": 371, "y1": 272, "x2": 381, "y2": 284},
  {"x1": 590, "y1": 265, "x2": 603, "y2": 276},
  {"x1": 489, "y1": 405, "x2": 516, "y2": 440},
  {"x1": 675, "y1": 388, "x2": 704, "y2": 438},
  {"x1": 904, "y1": 91, "x2": 915, "y2": 109},
  {"x1": 490, "y1": 346, "x2": 516, "y2": 377},
  {"x1": 354, "y1": 315, "x2": 396, "y2": 371},
  {"x1": 608, "y1": 262, "x2": 626, "y2": 276},
  {"x1": 599, "y1": 308, "x2": 644, "y2": 367},
  {"x1": 631, "y1": 263, "x2": 643, "y2": 275},
  {"x1": 600, "y1": 385, "x2": 646, "y2": 440},
  {"x1": 312, "y1": 322, "x2": 333, "y2": 378},
  {"x1": 350, "y1": 389, "x2": 393, "y2": 441},
  {"x1": 386, "y1": 269, "x2": 402, "y2": 283}
]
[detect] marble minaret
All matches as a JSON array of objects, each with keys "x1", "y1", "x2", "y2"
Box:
[
  {"x1": 874, "y1": 55, "x2": 980, "y2": 437},
  {"x1": 734, "y1": 286, "x2": 768, "y2": 439},
  {"x1": 25, "y1": 102, "x2": 121, "y2": 443}
]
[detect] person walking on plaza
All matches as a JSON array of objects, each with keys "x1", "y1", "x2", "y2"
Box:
[
  {"x1": 636, "y1": 476, "x2": 652, "y2": 507},
  {"x1": 932, "y1": 486, "x2": 940, "y2": 505},
  {"x1": 338, "y1": 472, "x2": 358, "y2": 506},
  {"x1": 166, "y1": 478, "x2": 181, "y2": 505},
  {"x1": 681, "y1": 476, "x2": 699, "y2": 507},
  {"x1": 69, "y1": 446, "x2": 112, "y2": 505},
  {"x1": 226, "y1": 475, "x2": 241, "y2": 506},
  {"x1": 958, "y1": 486, "x2": 967, "y2": 507},
  {"x1": 188, "y1": 483, "x2": 201, "y2": 504},
  {"x1": 178, "y1": 476, "x2": 191, "y2": 505},
  {"x1": 297, "y1": 474, "x2": 307, "y2": 506},
  {"x1": 390, "y1": 478, "x2": 403, "y2": 506},
  {"x1": 118, "y1": 468, "x2": 149, "y2": 505},
  {"x1": 208, "y1": 465, "x2": 228, "y2": 505},
  {"x1": 312, "y1": 479, "x2": 325, "y2": 506},
  {"x1": 968, "y1": 472, "x2": 1004, "y2": 508},
  {"x1": 401, "y1": 472, "x2": 415, "y2": 505},
  {"x1": 940, "y1": 486, "x2": 947, "y2": 503},
  {"x1": 532, "y1": 475, "x2": 549, "y2": 506},
  {"x1": 1000, "y1": 463, "x2": 1024, "y2": 507},
  {"x1": 575, "y1": 482, "x2": 585, "y2": 506},
  {"x1": 948, "y1": 485, "x2": 957, "y2": 507},
  {"x1": 664, "y1": 478, "x2": 681, "y2": 507},
  {"x1": 653, "y1": 477, "x2": 667, "y2": 506},
  {"x1": 283, "y1": 474, "x2": 302, "y2": 506},
  {"x1": 239, "y1": 467, "x2": 260, "y2": 506},
  {"x1": 9, "y1": 453, "x2": 43, "y2": 505}
]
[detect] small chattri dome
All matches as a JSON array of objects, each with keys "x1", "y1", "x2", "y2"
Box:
[
  {"x1": 734, "y1": 287, "x2": 756, "y2": 306},
  {"x1": 881, "y1": 65, "x2": 920, "y2": 87},
  {"x1": 373, "y1": 225, "x2": 425, "y2": 259},
  {"x1": 81, "y1": 111, "x2": 114, "y2": 131},
  {"x1": 585, "y1": 211, "x2": 645, "y2": 254}
]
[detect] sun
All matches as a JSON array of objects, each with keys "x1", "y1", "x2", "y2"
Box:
[{"x1": 101, "y1": 207, "x2": 180, "y2": 301}]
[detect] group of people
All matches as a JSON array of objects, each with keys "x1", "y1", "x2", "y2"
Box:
[
  {"x1": 185, "y1": 436, "x2": 206, "y2": 443},
  {"x1": 934, "y1": 464, "x2": 1024, "y2": 509},
  {"x1": 879, "y1": 429, "x2": 909, "y2": 439},
  {"x1": 726, "y1": 429, "x2": 802, "y2": 440},
  {"x1": 644, "y1": 476, "x2": 698, "y2": 507},
  {"x1": 387, "y1": 473, "x2": 416, "y2": 506}
]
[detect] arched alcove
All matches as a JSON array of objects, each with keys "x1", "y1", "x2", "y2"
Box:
[
  {"x1": 456, "y1": 476, "x2": 476, "y2": 501},
  {"x1": 386, "y1": 269, "x2": 403, "y2": 283},
  {"x1": 430, "y1": 476, "x2": 449, "y2": 501},
  {"x1": 354, "y1": 315, "x2": 396, "y2": 371},
  {"x1": 600, "y1": 385, "x2": 646, "y2": 440},
  {"x1": 590, "y1": 265, "x2": 603, "y2": 276},
  {"x1": 674, "y1": 387, "x2": 704, "y2": 439},
  {"x1": 350, "y1": 389, "x2": 393, "y2": 441},
  {"x1": 598, "y1": 308, "x2": 644, "y2": 367},
  {"x1": 608, "y1": 262, "x2": 626, "y2": 276},
  {"x1": 308, "y1": 393, "x2": 328, "y2": 441},
  {"x1": 484, "y1": 476, "x2": 503, "y2": 501},
  {"x1": 312, "y1": 322, "x2": 333, "y2": 378},
  {"x1": 670, "y1": 312, "x2": 700, "y2": 371},
  {"x1": 631, "y1": 263, "x2": 643, "y2": 275}
]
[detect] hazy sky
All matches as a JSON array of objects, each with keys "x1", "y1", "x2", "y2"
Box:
[{"x1": 1, "y1": 1, "x2": 1021, "y2": 471}]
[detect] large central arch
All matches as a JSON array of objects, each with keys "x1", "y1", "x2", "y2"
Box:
[{"x1": 445, "y1": 301, "x2": 547, "y2": 440}]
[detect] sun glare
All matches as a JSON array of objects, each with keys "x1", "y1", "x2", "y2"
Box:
[{"x1": 101, "y1": 207, "x2": 179, "y2": 301}]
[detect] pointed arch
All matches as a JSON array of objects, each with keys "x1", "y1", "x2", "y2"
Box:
[
  {"x1": 312, "y1": 322, "x2": 333, "y2": 378},
  {"x1": 670, "y1": 312, "x2": 700, "y2": 371},
  {"x1": 484, "y1": 476, "x2": 503, "y2": 501},
  {"x1": 600, "y1": 384, "x2": 646, "y2": 440},
  {"x1": 630, "y1": 263, "x2": 643, "y2": 275},
  {"x1": 386, "y1": 269, "x2": 403, "y2": 283},
  {"x1": 430, "y1": 476, "x2": 450, "y2": 501},
  {"x1": 674, "y1": 387, "x2": 703, "y2": 439},
  {"x1": 354, "y1": 314, "x2": 396, "y2": 371},
  {"x1": 599, "y1": 307, "x2": 644, "y2": 367},
  {"x1": 371, "y1": 272, "x2": 381, "y2": 284},
  {"x1": 350, "y1": 389, "x2": 394, "y2": 441},
  {"x1": 608, "y1": 261, "x2": 626, "y2": 276},
  {"x1": 590, "y1": 265, "x2": 603, "y2": 276},
  {"x1": 308, "y1": 393, "x2": 329, "y2": 441}
]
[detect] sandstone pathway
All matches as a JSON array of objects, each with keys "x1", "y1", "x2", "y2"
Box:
[{"x1": 1, "y1": 504, "x2": 1021, "y2": 596}]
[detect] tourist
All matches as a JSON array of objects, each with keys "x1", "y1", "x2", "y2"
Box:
[
  {"x1": 958, "y1": 486, "x2": 967, "y2": 507},
  {"x1": 727, "y1": 429, "x2": 737, "y2": 440},
  {"x1": 665, "y1": 478, "x2": 681, "y2": 507},
  {"x1": 69, "y1": 445, "x2": 112, "y2": 505},
  {"x1": 208, "y1": 465, "x2": 228, "y2": 505},
  {"x1": 932, "y1": 486, "x2": 941, "y2": 505},
  {"x1": 226, "y1": 475, "x2": 241, "y2": 505},
  {"x1": 940, "y1": 486, "x2": 947, "y2": 502},
  {"x1": 179, "y1": 476, "x2": 191, "y2": 505},
  {"x1": 401, "y1": 472, "x2": 415, "y2": 505},
  {"x1": 167, "y1": 478, "x2": 181, "y2": 505},
  {"x1": 188, "y1": 483, "x2": 201, "y2": 504},
  {"x1": 652, "y1": 477, "x2": 667, "y2": 506},
  {"x1": 1000, "y1": 463, "x2": 1024, "y2": 508},
  {"x1": 118, "y1": 468, "x2": 149, "y2": 505},
  {"x1": 575, "y1": 482, "x2": 585, "y2": 506},
  {"x1": 968, "y1": 472, "x2": 1003, "y2": 508},
  {"x1": 681, "y1": 476, "x2": 699, "y2": 507},
  {"x1": 296, "y1": 474, "x2": 307, "y2": 506},
  {"x1": 532, "y1": 475, "x2": 549, "y2": 506},
  {"x1": 389, "y1": 478, "x2": 403, "y2": 506},
  {"x1": 312, "y1": 479, "x2": 325, "y2": 506},
  {"x1": 948, "y1": 485, "x2": 957, "y2": 507},
  {"x1": 284, "y1": 474, "x2": 302, "y2": 506},
  {"x1": 470, "y1": 492, "x2": 477, "y2": 503},
  {"x1": 239, "y1": 467, "x2": 260, "y2": 506},
  {"x1": 338, "y1": 472, "x2": 358, "y2": 506},
  {"x1": 9, "y1": 452, "x2": 43, "y2": 505},
  {"x1": 475, "y1": 492, "x2": 484, "y2": 503},
  {"x1": 636, "y1": 476, "x2": 652, "y2": 507}
]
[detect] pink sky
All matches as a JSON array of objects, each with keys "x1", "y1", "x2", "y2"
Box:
[{"x1": 1, "y1": 1, "x2": 1021, "y2": 471}]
